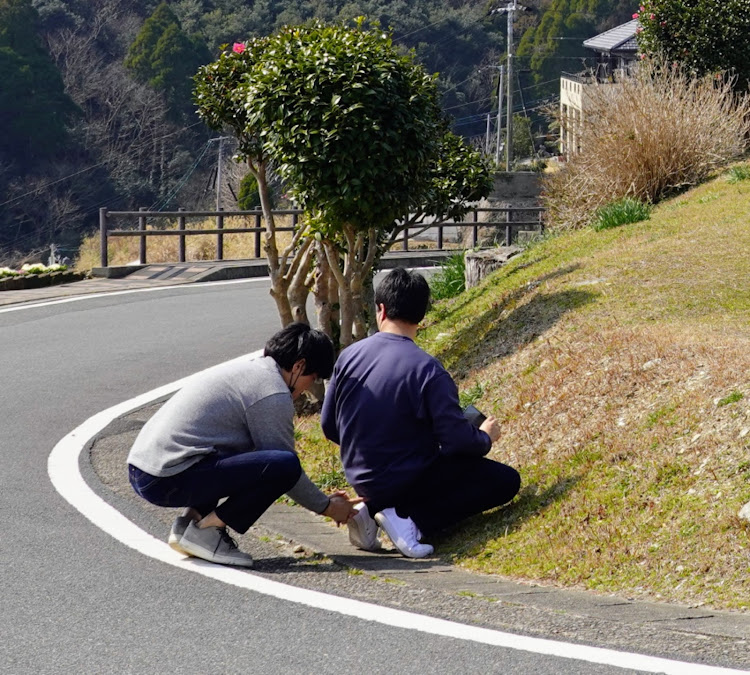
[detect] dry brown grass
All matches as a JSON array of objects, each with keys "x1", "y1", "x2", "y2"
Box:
[
  {"x1": 296, "y1": 165, "x2": 750, "y2": 610},
  {"x1": 545, "y1": 60, "x2": 750, "y2": 230},
  {"x1": 75, "y1": 216, "x2": 297, "y2": 271}
]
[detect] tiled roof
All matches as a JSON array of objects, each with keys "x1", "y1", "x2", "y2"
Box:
[{"x1": 583, "y1": 19, "x2": 640, "y2": 53}]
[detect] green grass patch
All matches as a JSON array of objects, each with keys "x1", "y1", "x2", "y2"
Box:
[
  {"x1": 717, "y1": 390, "x2": 744, "y2": 406},
  {"x1": 726, "y1": 165, "x2": 750, "y2": 183},
  {"x1": 297, "y1": 170, "x2": 750, "y2": 611},
  {"x1": 591, "y1": 197, "x2": 651, "y2": 231},
  {"x1": 429, "y1": 252, "x2": 466, "y2": 301}
]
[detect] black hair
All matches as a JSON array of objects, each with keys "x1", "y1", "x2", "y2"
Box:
[
  {"x1": 264, "y1": 322, "x2": 335, "y2": 379},
  {"x1": 374, "y1": 267, "x2": 430, "y2": 325}
]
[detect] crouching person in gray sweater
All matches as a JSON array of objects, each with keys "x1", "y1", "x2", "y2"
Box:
[{"x1": 127, "y1": 322, "x2": 360, "y2": 568}]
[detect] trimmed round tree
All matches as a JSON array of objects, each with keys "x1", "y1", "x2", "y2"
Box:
[
  {"x1": 195, "y1": 20, "x2": 491, "y2": 345},
  {"x1": 243, "y1": 19, "x2": 444, "y2": 237},
  {"x1": 240, "y1": 20, "x2": 448, "y2": 345},
  {"x1": 636, "y1": 0, "x2": 750, "y2": 88}
]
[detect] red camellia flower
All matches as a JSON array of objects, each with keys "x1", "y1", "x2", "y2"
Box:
[{"x1": 232, "y1": 42, "x2": 246, "y2": 54}]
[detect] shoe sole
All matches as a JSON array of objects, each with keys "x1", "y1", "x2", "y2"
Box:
[
  {"x1": 178, "y1": 539, "x2": 254, "y2": 568},
  {"x1": 168, "y1": 533, "x2": 192, "y2": 556},
  {"x1": 168, "y1": 516, "x2": 195, "y2": 556}
]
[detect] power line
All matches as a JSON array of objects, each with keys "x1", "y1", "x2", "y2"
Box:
[
  {"x1": 149, "y1": 139, "x2": 213, "y2": 211},
  {"x1": 0, "y1": 121, "x2": 204, "y2": 211},
  {"x1": 394, "y1": 7, "x2": 489, "y2": 43}
]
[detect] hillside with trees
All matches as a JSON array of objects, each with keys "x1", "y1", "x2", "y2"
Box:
[{"x1": 1, "y1": 0, "x2": 631, "y2": 265}]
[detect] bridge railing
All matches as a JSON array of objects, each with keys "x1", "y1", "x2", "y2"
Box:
[{"x1": 98, "y1": 206, "x2": 545, "y2": 267}]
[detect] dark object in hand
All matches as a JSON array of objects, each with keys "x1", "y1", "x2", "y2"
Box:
[{"x1": 463, "y1": 404, "x2": 486, "y2": 428}]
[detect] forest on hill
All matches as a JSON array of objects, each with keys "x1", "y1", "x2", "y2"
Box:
[{"x1": 0, "y1": 0, "x2": 634, "y2": 264}]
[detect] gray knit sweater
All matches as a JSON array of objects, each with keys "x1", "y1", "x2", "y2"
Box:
[{"x1": 127, "y1": 355, "x2": 329, "y2": 514}]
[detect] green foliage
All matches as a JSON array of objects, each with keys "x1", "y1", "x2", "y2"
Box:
[
  {"x1": 429, "y1": 252, "x2": 466, "y2": 301},
  {"x1": 242, "y1": 19, "x2": 444, "y2": 234},
  {"x1": 238, "y1": 172, "x2": 262, "y2": 210},
  {"x1": 126, "y1": 2, "x2": 210, "y2": 118},
  {"x1": 0, "y1": 0, "x2": 78, "y2": 162},
  {"x1": 422, "y1": 132, "x2": 493, "y2": 223},
  {"x1": 636, "y1": 0, "x2": 750, "y2": 89},
  {"x1": 458, "y1": 381, "x2": 485, "y2": 409},
  {"x1": 717, "y1": 390, "x2": 744, "y2": 406},
  {"x1": 194, "y1": 39, "x2": 266, "y2": 161},
  {"x1": 726, "y1": 165, "x2": 750, "y2": 184},
  {"x1": 592, "y1": 197, "x2": 651, "y2": 231},
  {"x1": 511, "y1": 114, "x2": 534, "y2": 161}
]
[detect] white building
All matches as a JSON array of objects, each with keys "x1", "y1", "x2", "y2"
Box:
[{"x1": 559, "y1": 20, "x2": 640, "y2": 159}]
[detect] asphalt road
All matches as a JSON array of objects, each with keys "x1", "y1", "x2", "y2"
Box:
[{"x1": 0, "y1": 278, "x2": 740, "y2": 674}]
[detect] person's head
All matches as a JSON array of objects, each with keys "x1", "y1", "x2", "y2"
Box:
[
  {"x1": 374, "y1": 267, "x2": 430, "y2": 326},
  {"x1": 264, "y1": 323, "x2": 335, "y2": 397}
]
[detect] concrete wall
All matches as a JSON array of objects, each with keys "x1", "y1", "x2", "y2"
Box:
[{"x1": 486, "y1": 171, "x2": 543, "y2": 204}]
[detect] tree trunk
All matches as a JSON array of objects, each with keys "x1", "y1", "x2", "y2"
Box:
[
  {"x1": 464, "y1": 246, "x2": 522, "y2": 289},
  {"x1": 254, "y1": 160, "x2": 293, "y2": 326}
]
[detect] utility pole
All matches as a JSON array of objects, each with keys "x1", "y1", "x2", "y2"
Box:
[
  {"x1": 208, "y1": 136, "x2": 231, "y2": 210},
  {"x1": 506, "y1": 1, "x2": 515, "y2": 171},
  {"x1": 495, "y1": 65, "x2": 505, "y2": 165},
  {"x1": 216, "y1": 136, "x2": 224, "y2": 211},
  {"x1": 491, "y1": 1, "x2": 530, "y2": 171}
]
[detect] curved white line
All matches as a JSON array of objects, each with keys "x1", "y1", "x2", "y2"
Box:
[
  {"x1": 0, "y1": 277, "x2": 264, "y2": 314},
  {"x1": 47, "y1": 364, "x2": 746, "y2": 675}
]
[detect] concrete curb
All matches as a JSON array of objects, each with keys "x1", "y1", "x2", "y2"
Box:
[{"x1": 90, "y1": 402, "x2": 750, "y2": 645}]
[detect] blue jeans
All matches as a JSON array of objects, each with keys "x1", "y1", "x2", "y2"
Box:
[{"x1": 128, "y1": 449, "x2": 302, "y2": 534}]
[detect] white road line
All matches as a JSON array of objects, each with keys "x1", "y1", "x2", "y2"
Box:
[
  {"x1": 0, "y1": 265, "x2": 435, "y2": 315},
  {"x1": 46, "y1": 362, "x2": 747, "y2": 675},
  {"x1": 0, "y1": 277, "x2": 263, "y2": 314}
]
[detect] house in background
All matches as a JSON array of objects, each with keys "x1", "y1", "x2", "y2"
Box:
[{"x1": 559, "y1": 19, "x2": 640, "y2": 159}]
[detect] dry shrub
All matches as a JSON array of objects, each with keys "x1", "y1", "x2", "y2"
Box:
[{"x1": 544, "y1": 60, "x2": 750, "y2": 230}]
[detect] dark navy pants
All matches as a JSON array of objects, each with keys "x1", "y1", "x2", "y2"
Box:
[
  {"x1": 128, "y1": 449, "x2": 302, "y2": 534},
  {"x1": 364, "y1": 455, "x2": 521, "y2": 538}
]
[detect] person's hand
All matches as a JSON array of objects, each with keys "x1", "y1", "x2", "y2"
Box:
[
  {"x1": 322, "y1": 490, "x2": 363, "y2": 525},
  {"x1": 480, "y1": 415, "x2": 501, "y2": 443}
]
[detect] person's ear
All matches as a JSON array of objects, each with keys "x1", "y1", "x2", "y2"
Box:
[{"x1": 293, "y1": 358, "x2": 306, "y2": 374}]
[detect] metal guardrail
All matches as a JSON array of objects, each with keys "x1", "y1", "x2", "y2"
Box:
[{"x1": 98, "y1": 206, "x2": 545, "y2": 267}]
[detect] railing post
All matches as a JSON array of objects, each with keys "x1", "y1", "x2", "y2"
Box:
[
  {"x1": 505, "y1": 208, "x2": 512, "y2": 246},
  {"x1": 254, "y1": 211, "x2": 261, "y2": 258},
  {"x1": 178, "y1": 208, "x2": 186, "y2": 262},
  {"x1": 437, "y1": 221, "x2": 444, "y2": 250},
  {"x1": 472, "y1": 210, "x2": 478, "y2": 248},
  {"x1": 99, "y1": 208, "x2": 108, "y2": 267},
  {"x1": 138, "y1": 207, "x2": 147, "y2": 265},
  {"x1": 216, "y1": 208, "x2": 224, "y2": 261},
  {"x1": 402, "y1": 225, "x2": 409, "y2": 251}
]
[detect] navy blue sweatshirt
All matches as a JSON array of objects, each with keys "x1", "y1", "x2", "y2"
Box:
[{"x1": 321, "y1": 332, "x2": 491, "y2": 502}]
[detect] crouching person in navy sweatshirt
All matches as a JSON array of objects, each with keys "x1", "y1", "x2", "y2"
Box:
[
  {"x1": 321, "y1": 268, "x2": 521, "y2": 558},
  {"x1": 128, "y1": 322, "x2": 360, "y2": 568}
]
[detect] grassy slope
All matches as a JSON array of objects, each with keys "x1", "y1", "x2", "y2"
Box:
[{"x1": 297, "y1": 166, "x2": 750, "y2": 611}]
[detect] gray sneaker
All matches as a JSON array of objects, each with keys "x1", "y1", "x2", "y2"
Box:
[
  {"x1": 347, "y1": 503, "x2": 380, "y2": 551},
  {"x1": 178, "y1": 521, "x2": 254, "y2": 568},
  {"x1": 168, "y1": 514, "x2": 195, "y2": 555}
]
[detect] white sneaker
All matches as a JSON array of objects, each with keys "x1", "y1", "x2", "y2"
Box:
[
  {"x1": 348, "y1": 503, "x2": 380, "y2": 551},
  {"x1": 375, "y1": 508, "x2": 434, "y2": 559}
]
